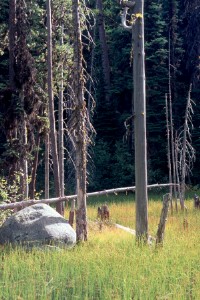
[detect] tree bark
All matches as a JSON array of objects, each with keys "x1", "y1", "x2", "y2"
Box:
[
  {"x1": 58, "y1": 24, "x2": 65, "y2": 198},
  {"x1": 132, "y1": 0, "x2": 148, "y2": 242},
  {"x1": 165, "y1": 94, "x2": 173, "y2": 213},
  {"x1": 156, "y1": 194, "x2": 170, "y2": 246},
  {"x1": 29, "y1": 133, "x2": 40, "y2": 199},
  {"x1": 45, "y1": 132, "x2": 50, "y2": 200},
  {"x1": 9, "y1": 0, "x2": 16, "y2": 90},
  {"x1": 180, "y1": 85, "x2": 193, "y2": 209},
  {"x1": 168, "y1": 35, "x2": 178, "y2": 211},
  {"x1": 46, "y1": 0, "x2": 64, "y2": 215},
  {"x1": 72, "y1": 0, "x2": 88, "y2": 242},
  {"x1": 96, "y1": 0, "x2": 111, "y2": 104}
]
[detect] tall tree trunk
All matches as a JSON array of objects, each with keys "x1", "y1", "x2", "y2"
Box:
[
  {"x1": 59, "y1": 24, "x2": 65, "y2": 198},
  {"x1": 45, "y1": 132, "x2": 50, "y2": 200},
  {"x1": 133, "y1": 0, "x2": 148, "y2": 242},
  {"x1": 29, "y1": 133, "x2": 40, "y2": 199},
  {"x1": 96, "y1": 0, "x2": 111, "y2": 104},
  {"x1": 180, "y1": 85, "x2": 193, "y2": 209},
  {"x1": 46, "y1": 0, "x2": 64, "y2": 215},
  {"x1": 165, "y1": 94, "x2": 173, "y2": 213},
  {"x1": 72, "y1": 0, "x2": 88, "y2": 242},
  {"x1": 170, "y1": 0, "x2": 177, "y2": 99},
  {"x1": 168, "y1": 35, "x2": 178, "y2": 211},
  {"x1": 9, "y1": 0, "x2": 16, "y2": 90}
]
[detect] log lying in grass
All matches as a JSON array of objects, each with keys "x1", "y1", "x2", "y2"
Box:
[
  {"x1": 0, "y1": 183, "x2": 179, "y2": 211},
  {"x1": 115, "y1": 224, "x2": 155, "y2": 244}
]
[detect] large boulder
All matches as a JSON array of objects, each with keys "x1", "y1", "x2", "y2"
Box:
[{"x1": 0, "y1": 203, "x2": 76, "y2": 248}]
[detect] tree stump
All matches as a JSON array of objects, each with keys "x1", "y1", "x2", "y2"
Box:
[
  {"x1": 97, "y1": 205, "x2": 110, "y2": 221},
  {"x1": 194, "y1": 194, "x2": 200, "y2": 209}
]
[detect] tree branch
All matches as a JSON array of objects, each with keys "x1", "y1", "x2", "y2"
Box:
[{"x1": 121, "y1": 8, "x2": 132, "y2": 32}]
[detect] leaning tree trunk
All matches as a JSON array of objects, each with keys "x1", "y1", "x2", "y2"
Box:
[
  {"x1": 46, "y1": 0, "x2": 64, "y2": 215},
  {"x1": 72, "y1": 0, "x2": 88, "y2": 242},
  {"x1": 133, "y1": 0, "x2": 148, "y2": 242}
]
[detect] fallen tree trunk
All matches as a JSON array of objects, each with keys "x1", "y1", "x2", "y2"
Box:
[
  {"x1": 0, "y1": 183, "x2": 179, "y2": 211},
  {"x1": 115, "y1": 224, "x2": 155, "y2": 244}
]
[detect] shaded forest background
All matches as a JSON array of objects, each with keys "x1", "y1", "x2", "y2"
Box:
[{"x1": 0, "y1": 0, "x2": 199, "y2": 197}]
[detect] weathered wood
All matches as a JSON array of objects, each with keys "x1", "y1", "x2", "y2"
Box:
[
  {"x1": 0, "y1": 183, "x2": 179, "y2": 211},
  {"x1": 194, "y1": 194, "x2": 200, "y2": 209},
  {"x1": 115, "y1": 224, "x2": 155, "y2": 244},
  {"x1": 156, "y1": 194, "x2": 170, "y2": 246},
  {"x1": 72, "y1": 0, "x2": 88, "y2": 242},
  {"x1": 97, "y1": 205, "x2": 110, "y2": 221},
  {"x1": 69, "y1": 199, "x2": 76, "y2": 227},
  {"x1": 47, "y1": 0, "x2": 64, "y2": 216}
]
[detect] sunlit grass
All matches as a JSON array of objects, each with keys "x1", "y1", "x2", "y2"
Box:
[{"x1": 0, "y1": 195, "x2": 200, "y2": 299}]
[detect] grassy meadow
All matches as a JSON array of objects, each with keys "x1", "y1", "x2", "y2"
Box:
[{"x1": 0, "y1": 192, "x2": 200, "y2": 299}]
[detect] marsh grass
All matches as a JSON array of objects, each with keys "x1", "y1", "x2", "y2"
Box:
[{"x1": 0, "y1": 195, "x2": 200, "y2": 299}]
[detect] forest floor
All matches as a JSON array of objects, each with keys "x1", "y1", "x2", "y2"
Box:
[{"x1": 0, "y1": 193, "x2": 200, "y2": 299}]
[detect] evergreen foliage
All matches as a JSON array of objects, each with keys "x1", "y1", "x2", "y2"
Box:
[{"x1": 0, "y1": 0, "x2": 199, "y2": 195}]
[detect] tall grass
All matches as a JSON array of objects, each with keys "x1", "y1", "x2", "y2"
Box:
[{"x1": 0, "y1": 195, "x2": 200, "y2": 299}]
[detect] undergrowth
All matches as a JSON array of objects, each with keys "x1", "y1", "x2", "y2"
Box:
[{"x1": 0, "y1": 196, "x2": 200, "y2": 299}]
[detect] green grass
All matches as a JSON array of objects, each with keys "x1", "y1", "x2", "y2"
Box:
[{"x1": 0, "y1": 195, "x2": 200, "y2": 299}]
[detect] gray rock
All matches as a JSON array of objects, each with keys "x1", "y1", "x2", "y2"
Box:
[{"x1": 0, "y1": 203, "x2": 76, "y2": 248}]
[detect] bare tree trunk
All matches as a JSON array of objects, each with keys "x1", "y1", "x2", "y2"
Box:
[
  {"x1": 168, "y1": 35, "x2": 178, "y2": 211},
  {"x1": 165, "y1": 94, "x2": 173, "y2": 213},
  {"x1": 45, "y1": 133, "x2": 50, "y2": 200},
  {"x1": 59, "y1": 24, "x2": 65, "y2": 198},
  {"x1": 18, "y1": 92, "x2": 29, "y2": 200},
  {"x1": 156, "y1": 194, "x2": 170, "y2": 246},
  {"x1": 29, "y1": 133, "x2": 40, "y2": 199},
  {"x1": 174, "y1": 131, "x2": 181, "y2": 201},
  {"x1": 69, "y1": 199, "x2": 75, "y2": 227},
  {"x1": 72, "y1": 0, "x2": 88, "y2": 242},
  {"x1": 23, "y1": 119, "x2": 29, "y2": 199},
  {"x1": 180, "y1": 84, "x2": 193, "y2": 209},
  {"x1": 96, "y1": 0, "x2": 111, "y2": 104},
  {"x1": 9, "y1": 0, "x2": 16, "y2": 90},
  {"x1": 133, "y1": 0, "x2": 148, "y2": 242},
  {"x1": 46, "y1": 0, "x2": 64, "y2": 215}
]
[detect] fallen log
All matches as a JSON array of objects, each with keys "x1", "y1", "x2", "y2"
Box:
[
  {"x1": 115, "y1": 224, "x2": 155, "y2": 244},
  {"x1": 0, "y1": 183, "x2": 179, "y2": 211}
]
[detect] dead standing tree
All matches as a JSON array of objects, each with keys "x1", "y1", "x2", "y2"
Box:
[
  {"x1": 165, "y1": 94, "x2": 173, "y2": 213},
  {"x1": 177, "y1": 85, "x2": 195, "y2": 209},
  {"x1": 121, "y1": 0, "x2": 148, "y2": 242},
  {"x1": 71, "y1": 0, "x2": 94, "y2": 242},
  {"x1": 46, "y1": 0, "x2": 64, "y2": 215}
]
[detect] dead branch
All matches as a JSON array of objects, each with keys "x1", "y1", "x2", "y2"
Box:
[
  {"x1": 121, "y1": 7, "x2": 132, "y2": 31},
  {"x1": 115, "y1": 223, "x2": 155, "y2": 244},
  {"x1": 0, "y1": 183, "x2": 179, "y2": 211}
]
